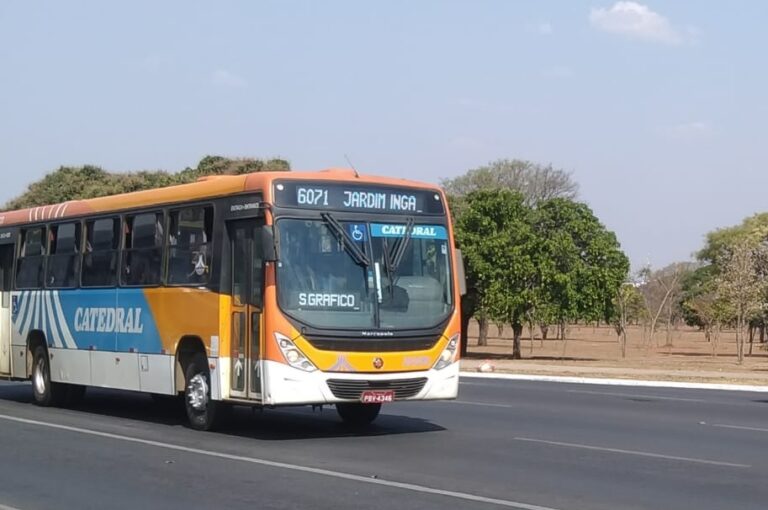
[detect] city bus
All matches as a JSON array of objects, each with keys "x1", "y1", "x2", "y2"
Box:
[{"x1": 0, "y1": 168, "x2": 463, "y2": 429}]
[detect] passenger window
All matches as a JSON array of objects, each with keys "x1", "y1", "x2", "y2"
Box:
[
  {"x1": 122, "y1": 212, "x2": 163, "y2": 286},
  {"x1": 16, "y1": 227, "x2": 46, "y2": 289},
  {"x1": 82, "y1": 218, "x2": 120, "y2": 287},
  {"x1": 168, "y1": 206, "x2": 213, "y2": 285},
  {"x1": 47, "y1": 222, "x2": 81, "y2": 288}
]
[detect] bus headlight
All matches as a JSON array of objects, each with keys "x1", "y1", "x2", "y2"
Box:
[
  {"x1": 275, "y1": 332, "x2": 317, "y2": 372},
  {"x1": 433, "y1": 334, "x2": 459, "y2": 370}
]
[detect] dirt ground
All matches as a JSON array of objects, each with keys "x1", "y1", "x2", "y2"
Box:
[{"x1": 462, "y1": 321, "x2": 768, "y2": 385}]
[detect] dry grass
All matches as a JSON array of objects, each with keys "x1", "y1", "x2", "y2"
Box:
[{"x1": 465, "y1": 321, "x2": 768, "y2": 376}]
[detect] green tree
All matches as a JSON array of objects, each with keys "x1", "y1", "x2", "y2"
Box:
[
  {"x1": 716, "y1": 240, "x2": 768, "y2": 363},
  {"x1": 455, "y1": 189, "x2": 538, "y2": 359},
  {"x1": 176, "y1": 155, "x2": 290, "y2": 181},
  {"x1": 535, "y1": 199, "x2": 630, "y2": 345},
  {"x1": 697, "y1": 214, "x2": 768, "y2": 349},
  {"x1": 4, "y1": 165, "x2": 121, "y2": 209},
  {"x1": 444, "y1": 159, "x2": 579, "y2": 349},
  {"x1": 3, "y1": 156, "x2": 291, "y2": 210},
  {"x1": 441, "y1": 159, "x2": 579, "y2": 208},
  {"x1": 699, "y1": 213, "x2": 768, "y2": 266}
]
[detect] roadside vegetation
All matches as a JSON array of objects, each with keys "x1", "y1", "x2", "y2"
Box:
[
  {"x1": 2, "y1": 156, "x2": 289, "y2": 210},
  {"x1": 5, "y1": 156, "x2": 768, "y2": 365}
]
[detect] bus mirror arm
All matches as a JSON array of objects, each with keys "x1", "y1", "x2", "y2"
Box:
[{"x1": 262, "y1": 226, "x2": 279, "y2": 261}]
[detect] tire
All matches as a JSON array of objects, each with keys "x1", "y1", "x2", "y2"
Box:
[
  {"x1": 184, "y1": 353, "x2": 222, "y2": 431},
  {"x1": 31, "y1": 345, "x2": 67, "y2": 407},
  {"x1": 336, "y1": 403, "x2": 382, "y2": 426}
]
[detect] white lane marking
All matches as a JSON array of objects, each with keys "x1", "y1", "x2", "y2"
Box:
[
  {"x1": 513, "y1": 437, "x2": 750, "y2": 469},
  {"x1": 0, "y1": 414, "x2": 561, "y2": 510},
  {"x1": 565, "y1": 389, "x2": 705, "y2": 403},
  {"x1": 460, "y1": 372, "x2": 768, "y2": 393},
  {"x1": 711, "y1": 423, "x2": 768, "y2": 433},
  {"x1": 0, "y1": 503, "x2": 24, "y2": 510}
]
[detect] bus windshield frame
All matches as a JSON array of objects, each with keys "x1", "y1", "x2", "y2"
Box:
[{"x1": 274, "y1": 213, "x2": 454, "y2": 332}]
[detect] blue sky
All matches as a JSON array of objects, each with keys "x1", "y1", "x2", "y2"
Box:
[{"x1": 1, "y1": 1, "x2": 766, "y2": 269}]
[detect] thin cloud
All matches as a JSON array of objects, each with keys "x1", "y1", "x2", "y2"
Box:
[
  {"x1": 526, "y1": 21, "x2": 553, "y2": 36},
  {"x1": 589, "y1": 2, "x2": 690, "y2": 45},
  {"x1": 660, "y1": 121, "x2": 714, "y2": 140},
  {"x1": 538, "y1": 22, "x2": 553, "y2": 35},
  {"x1": 212, "y1": 69, "x2": 247, "y2": 88}
]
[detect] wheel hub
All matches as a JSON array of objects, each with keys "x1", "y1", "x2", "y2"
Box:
[
  {"x1": 187, "y1": 373, "x2": 209, "y2": 411},
  {"x1": 33, "y1": 358, "x2": 46, "y2": 395}
]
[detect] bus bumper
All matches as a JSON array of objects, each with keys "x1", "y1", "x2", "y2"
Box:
[{"x1": 261, "y1": 359, "x2": 460, "y2": 406}]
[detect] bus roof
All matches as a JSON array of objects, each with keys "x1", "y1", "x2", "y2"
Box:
[{"x1": 0, "y1": 168, "x2": 443, "y2": 227}]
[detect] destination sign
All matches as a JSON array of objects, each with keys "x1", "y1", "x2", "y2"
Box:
[
  {"x1": 295, "y1": 292, "x2": 361, "y2": 311},
  {"x1": 274, "y1": 181, "x2": 445, "y2": 215}
]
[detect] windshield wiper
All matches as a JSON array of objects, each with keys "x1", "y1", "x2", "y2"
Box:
[
  {"x1": 388, "y1": 217, "x2": 414, "y2": 272},
  {"x1": 379, "y1": 218, "x2": 415, "y2": 297},
  {"x1": 321, "y1": 213, "x2": 370, "y2": 267},
  {"x1": 381, "y1": 237, "x2": 396, "y2": 296}
]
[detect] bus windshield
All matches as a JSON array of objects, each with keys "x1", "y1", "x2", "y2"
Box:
[{"x1": 276, "y1": 218, "x2": 453, "y2": 330}]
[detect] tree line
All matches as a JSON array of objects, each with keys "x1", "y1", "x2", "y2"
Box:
[
  {"x1": 443, "y1": 159, "x2": 630, "y2": 359},
  {"x1": 597, "y1": 215, "x2": 768, "y2": 364},
  {"x1": 5, "y1": 156, "x2": 635, "y2": 361},
  {"x1": 2, "y1": 155, "x2": 290, "y2": 210}
]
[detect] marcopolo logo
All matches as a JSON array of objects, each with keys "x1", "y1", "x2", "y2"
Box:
[{"x1": 74, "y1": 307, "x2": 145, "y2": 334}]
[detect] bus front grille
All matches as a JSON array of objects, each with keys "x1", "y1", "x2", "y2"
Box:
[
  {"x1": 326, "y1": 378, "x2": 428, "y2": 400},
  {"x1": 306, "y1": 336, "x2": 440, "y2": 352}
]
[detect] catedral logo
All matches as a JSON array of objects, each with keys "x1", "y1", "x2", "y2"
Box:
[
  {"x1": 74, "y1": 307, "x2": 145, "y2": 334},
  {"x1": 380, "y1": 225, "x2": 437, "y2": 237}
]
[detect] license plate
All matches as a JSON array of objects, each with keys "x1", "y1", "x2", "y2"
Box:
[{"x1": 360, "y1": 390, "x2": 394, "y2": 403}]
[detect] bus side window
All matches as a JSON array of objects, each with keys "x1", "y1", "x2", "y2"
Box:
[
  {"x1": 47, "y1": 222, "x2": 81, "y2": 289},
  {"x1": 167, "y1": 206, "x2": 213, "y2": 286},
  {"x1": 82, "y1": 218, "x2": 120, "y2": 287},
  {"x1": 122, "y1": 212, "x2": 164, "y2": 286},
  {"x1": 16, "y1": 227, "x2": 46, "y2": 289}
]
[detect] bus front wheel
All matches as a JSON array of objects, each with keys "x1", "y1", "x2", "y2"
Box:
[
  {"x1": 184, "y1": 353, "x2": 222, "y2": 431},
  {"x1": 31, "y1": 345, "x2": 67, "y2": 407},
  {"x1": 336, "y1": 403, "x2": 382, "y2": 426}
]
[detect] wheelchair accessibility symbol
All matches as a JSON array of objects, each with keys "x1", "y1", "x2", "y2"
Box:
[{"x1": 348, "y1": 223, "x2": 366, "y2": 242}]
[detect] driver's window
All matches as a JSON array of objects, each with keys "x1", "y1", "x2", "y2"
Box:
[{"x1": 168, "y1": 206, "x2": 213, "y2": 286}]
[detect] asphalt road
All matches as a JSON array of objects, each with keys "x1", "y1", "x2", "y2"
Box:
[{"x1": 1, "y1": 376, "x2": 768, "y2": 510}]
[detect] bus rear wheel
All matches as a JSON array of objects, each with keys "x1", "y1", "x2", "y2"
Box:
[
  {"x1": 336, "y1": 403, "x2": 382, "y2": 426},
  {"x1": 184, "y1": 353, "x2": 222, "y2": 431},
  {"x1": 31, "y1": 345, "x2": 67, "y2": 407}
]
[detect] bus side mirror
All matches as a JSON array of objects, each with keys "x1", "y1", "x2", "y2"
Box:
[
  {"x1": 455, "y1": 248, "x2": 467, "y2": 296},
  {"x1": 261, "y1": 226, "x2": 279, "y2": 261}
]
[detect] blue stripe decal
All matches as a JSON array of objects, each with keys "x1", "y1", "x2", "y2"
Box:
[{"x1": 12, "y1": 289, "x2": 163, "y2": 353}]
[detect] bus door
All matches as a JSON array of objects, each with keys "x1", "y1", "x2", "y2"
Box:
[
  {"x1": 0, "y1": 244, "x2": 13, "y2": 376},
  {"x1": 227, "y1": 219, "x2": 265, "y2": 401}
]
